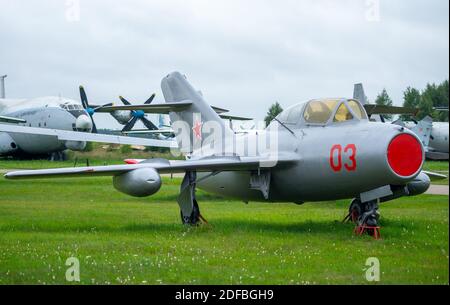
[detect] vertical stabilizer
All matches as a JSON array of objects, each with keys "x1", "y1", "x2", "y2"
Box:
[
  {"x1": 161, "y1": 72, "x2": 233, "y2": 153},
  {"x1": 353, "y1": 83, "x2": 368, "y2": 105},
  {"x1": 411, "y1": 116, "x2": 433, "y2": 150}
]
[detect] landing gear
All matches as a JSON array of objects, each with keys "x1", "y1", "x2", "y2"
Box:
[
  {"x1": 177, "y1": 171, "x2": 207, "y2": 226},
  {"x1": 49, "y1": 151, "x2": 67, "y2": 161},
  {"x1": 345, "y1": 198, "x2": 380, "y2": 227},
  {"x1": 180, "y1": 199, "x2": 201, "y2": 225},
  {"x1": 344, "y1": 198, "x2": 381, "y2": 238}
]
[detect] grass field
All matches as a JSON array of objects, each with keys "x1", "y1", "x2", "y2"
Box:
[
  {"x1": 0, "y1": 165, "x2": 448, "y2": 285},
  {"x1": 422, "y1": 161, "x2": 449, "y2": 185}
]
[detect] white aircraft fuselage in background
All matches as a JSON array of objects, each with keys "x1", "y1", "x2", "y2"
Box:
[
  {"x1": 0, "y1": 97, "x2": 92, "y2": 155},
  {"x1": 405, "y1": 121, "x2": 449, "y2": 155},
  {"x1": 427, "y1": 122, "x2": 449, "y2": 154}
]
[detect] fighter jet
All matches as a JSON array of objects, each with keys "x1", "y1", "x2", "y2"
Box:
[{"x1": 2, "y1": 72, "x2": 445, "y2": 229}]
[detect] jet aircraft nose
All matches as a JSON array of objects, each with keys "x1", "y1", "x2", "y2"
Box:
[
  {"x1": 386, "y1": 132, "x2": 424, "y2": 179},
  {"x1": 76, "y1": 114, "x2": 93, "y2": 132}
]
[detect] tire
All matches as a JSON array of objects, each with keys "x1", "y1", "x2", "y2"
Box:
[
  {"x1": 180, "y1": 200, "x2": 201, "y2": 225},
  {"x1": 349, "y1": 199, "x2": 362, "y2": 223}
]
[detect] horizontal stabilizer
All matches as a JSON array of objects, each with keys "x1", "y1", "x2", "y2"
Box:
[
  {"x1": 363, "y1": 104, "x2": 418, "y2": 116},
  {"x1": 219, "y1": 114, "x2": 253, "y2": 121}
]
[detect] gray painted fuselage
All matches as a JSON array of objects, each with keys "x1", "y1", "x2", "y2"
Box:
[
  {"x1": 197, "y1": 122, "x2": 415, "y2": 203},
  {"x1": 0, "y1": 97, "x2": 91, "y2": 155}
]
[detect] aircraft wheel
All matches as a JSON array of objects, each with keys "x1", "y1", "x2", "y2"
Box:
[
  {"x1": 359, "y1": 200, "x2": 380, "y2": 228},
  {"x1": 349, "y1": 199, "x2": 363, "y2": 223},
  {"x1": 180, "y1": 199, "x2": 201, "y2": 226}
]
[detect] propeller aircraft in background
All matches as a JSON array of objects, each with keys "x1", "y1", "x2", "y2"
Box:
[
  {"x1": 0, "y1": 92, "x2": 94, "y2": 158},
  {"x1": 0, "y1": 77, "x2": 175, "y2": 158}
]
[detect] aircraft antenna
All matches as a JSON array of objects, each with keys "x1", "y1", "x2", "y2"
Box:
[{"x1": 274, "y1": 118, "x2": 296, "y2": 137}]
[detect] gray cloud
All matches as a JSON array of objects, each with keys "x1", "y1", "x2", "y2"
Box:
[{"x1": 0, "y1": 0, "x2": 448, "y2": 129}]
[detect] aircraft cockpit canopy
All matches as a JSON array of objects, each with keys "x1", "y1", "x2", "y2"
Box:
[
  {"x1": 275, "y1": 99, "x2": 367, "y2": 127},
  {"x1": 60, "y1": 103, "x2": 83, "y2": 111}
]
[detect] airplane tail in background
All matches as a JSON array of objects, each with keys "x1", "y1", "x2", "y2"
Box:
[
  {"x1": 353, "y1": 83, "x2": 368, "y2": 105},
  {"x1": 161, "y1": 72, "x2": 233, "y2": 153},
  {"x1": 410, "y1": 116, "x2": 433, "y2": 150}
]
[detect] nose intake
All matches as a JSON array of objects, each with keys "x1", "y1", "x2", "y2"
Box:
[{"x1": 387, "y1": 133, "x2": 423, "y2": 178}]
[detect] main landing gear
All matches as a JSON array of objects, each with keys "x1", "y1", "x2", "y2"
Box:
[{"x1": 177, "y1": 171, "x2": 208, "y2": 226}]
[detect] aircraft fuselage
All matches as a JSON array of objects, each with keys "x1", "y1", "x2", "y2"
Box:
[
  {"x1": 0, "y1": 97, "x2": 91, "y2": 155},
  {"x1": 197, "y1": 121, "x2": 424, "y2": 203}
]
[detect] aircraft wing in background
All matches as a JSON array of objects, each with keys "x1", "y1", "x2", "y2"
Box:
[
  {"x1": 0, "y1": 124, "x2": 177, "y2": 148},
  {"x1": 423, "y1": 171, "x2": 448, "y2": 181},
  {"x1": 0, "y1": 115, "x2": 26, "y2": 124},
  {"x1": 96, "y1": 103, "x2": 230, "y2": 115},
  {"x1": 123, "y1": 129, "x2": 175, "y2": 135}
]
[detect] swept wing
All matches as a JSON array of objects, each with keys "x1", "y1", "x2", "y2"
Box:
[{"x1": 4, "y1": 155, "x2": 298, "y2": 180}]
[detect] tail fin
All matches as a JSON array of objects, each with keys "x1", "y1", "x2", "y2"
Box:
[
  {"x1": 353, "y1": 83, "x2": 368, "y2": 105},
  {"x1": 161, "y1": 72, "x2": 232, "y2": 153},
  {"x1": 411, "y1": 116, "x2": 433, "y2": 149}
]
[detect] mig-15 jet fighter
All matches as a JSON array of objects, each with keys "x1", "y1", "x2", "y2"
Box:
[{"x1": 2, "y1": 72, "x2": 445, "y2": 228}]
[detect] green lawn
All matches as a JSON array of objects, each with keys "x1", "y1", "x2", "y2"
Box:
[
  {"x1": 423, "y1": 161, "x2": 449, "y2": 172},
  {"x1": 423, "y1": 161, "x2": 449, "y2": 185},
  {"x1": 0, "y1": 174, "x2": 448, "y2": 285}
]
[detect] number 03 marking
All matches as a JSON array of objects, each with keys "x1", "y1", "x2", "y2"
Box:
[{"x1": 330, "y1": 144, "x2": 357, "y2": 172}]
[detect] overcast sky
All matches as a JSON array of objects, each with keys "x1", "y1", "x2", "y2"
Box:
[{"x1": 0, "y1": 0, "x2": 448, "y2": 129}]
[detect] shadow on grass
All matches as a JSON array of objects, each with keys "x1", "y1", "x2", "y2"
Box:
[
  {"x1": 147, "y1": 193, "x2": 225, "y2": 202},
  {"x1": 0, "y1": 205, "x2": 429, "y2": 236},
  {"x1": 0, "y1": 218, "x2": 411, "y2": 237}
]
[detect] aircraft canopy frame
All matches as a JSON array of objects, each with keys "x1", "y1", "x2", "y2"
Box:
[{"x1": 275, "y1": 98, "x2": 368, "y2": 128}]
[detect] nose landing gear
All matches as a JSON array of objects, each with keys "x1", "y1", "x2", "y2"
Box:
[
  {"x1": 348, "y1": 199, "x2": 380, "y2": 227},
  {"x1": 344, "y1": 198, "x2": 381, "y2": 238}
]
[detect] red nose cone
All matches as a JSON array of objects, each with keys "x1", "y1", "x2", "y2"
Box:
[{"x1": 387, "y1": 133, "x2": 423, "y2": 177}]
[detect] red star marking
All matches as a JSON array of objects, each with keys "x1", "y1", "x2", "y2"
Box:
[{"x1": 192, "y1": 120, "x2": 203, "y2": 140}]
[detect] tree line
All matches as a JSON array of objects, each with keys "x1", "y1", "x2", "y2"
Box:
[
  {"x1": 376, "y1": 80, "x2": 449, "y2": 121},
  {"x1": 264, "y1": 79, "x2": 449, "y2": 125}
]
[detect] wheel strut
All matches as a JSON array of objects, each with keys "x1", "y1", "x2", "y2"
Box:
[{"x1": 177, "y1": 171, "x2": 207, "y2": 226}]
